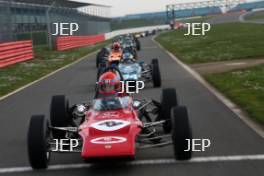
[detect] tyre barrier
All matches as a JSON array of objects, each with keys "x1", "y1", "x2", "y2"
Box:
[
  {"x1": 0, "y1": 40, "x2": 34, "y2": 68},
  {"x1": 56, "y1": 34, "x2": 105, "y2": 51}
]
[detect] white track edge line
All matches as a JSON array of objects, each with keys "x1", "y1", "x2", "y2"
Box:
[
  {"x1": 0, "y1": 49, "x2": 99, "y2": 101},
  {"x1": 0, "y1": 154, "x2": 264, "y2": 173},
  {"x1": 152, "y1": 36, "x2": 264, "y2": 138}
]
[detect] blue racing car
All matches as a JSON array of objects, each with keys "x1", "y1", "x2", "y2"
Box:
[{"x1": 118, "y1": 53, "x2": 161, "y2": 88}]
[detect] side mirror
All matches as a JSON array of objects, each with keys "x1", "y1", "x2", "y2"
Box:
[
  {"x1": 74, "y1": 104, "x2": 87, "y2": 117},
  {"x1": 133, "y1": 101, "x2": 141, "y2": 109},
  {"x1": 77, "y1": 104, "x2": 86, "y2": 113}
]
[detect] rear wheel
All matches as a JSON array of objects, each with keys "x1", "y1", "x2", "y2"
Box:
[
  {"x1": 50, "y1": 95, "x2": 70, "y2": 139},
  {"x1": 151, "y1": 59, "x2": 161, "y2": 87},
  {"x1": 101, "y1": 61, "x2": 107, "y2": 68},
  {"x1": 27, "y1": 115, "x2": 50, "y2": 169},
  {"x1": 133, "y1": 50, "x2": 138, "y2": 59},
  {"x1": 96, "y1": 48, "x2": 108, "y2": 68},
  {"x1": 171, "y1": 106, "x2": 192, "y2": 160},
  {"x1": 159, "y1": 88, "x2": 178, "y2": 133},
  {"x1": 96, "y1": 53, "x2": 101, "y2": 68}
]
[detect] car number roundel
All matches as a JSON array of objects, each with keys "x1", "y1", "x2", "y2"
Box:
[
  {"x1": 91, "y1": 119, "x2": 130, "y2": 131},
  {"x1": 91, "y1": 136, "x2": 127, "y2": 144}
]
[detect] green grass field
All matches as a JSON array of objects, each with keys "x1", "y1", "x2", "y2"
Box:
[
  {"x1": 156, "y1": 22, "x2": 264, "y2": 125},
  {"x1": 156, "y1": 23, "x2": 264, "y2": 64},
  {"x1": 245, "y1": 11, "x2": 264, "y2": 21},
  {"x1": 206, "y1": 65, "x2": 264, "y2": 124},
  {"x1": 0, "y1": 41, "x2": 109, "y2": 97}
]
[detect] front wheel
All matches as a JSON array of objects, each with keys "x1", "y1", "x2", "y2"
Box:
[
  {"x1": 27, "y1": 115, "x2": 50, "y2": 169},
  {"x1": 136, "y1": 40, "x2": 141, "y2": 51},
  {"x1": 159, "y1": 88, "x2": 178, "y2": 133},
  {"x1": 171, "y1": 106, "x2": 192, "y2": 160},
  {"x1": 50, "y1": 95, "x2": 70, "y2": 139},
  {"x1": 151, "y1": 59, "x2": 161, "y2": 87}
]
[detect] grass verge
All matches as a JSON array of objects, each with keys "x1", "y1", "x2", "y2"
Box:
[
  {"x1": 205, "y1": 65, "x2": 264, "y2": 124},
  {"x1": 0, "y1": 41, "x2": 110, "y2": 97},
  {"x1": 155, "y1": 22, "x2": 264, "y2": 125},
  {"x1": 155, "y1": 23, "x2": 264, "y2": 64}
]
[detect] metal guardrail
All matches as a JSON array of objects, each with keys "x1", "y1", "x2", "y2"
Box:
[
  {"x1": 0, "y1": 24, "x2": 169, "y2": 68},
  {"x1": 56, "y1": 34, "x2": 105, "y2": 51},
  {"x1": 0, "y1": 40, "x2": 34, "y2": 68},
  {"x1": 56, "y1": 24, "x2": 170, "y2": 51}
]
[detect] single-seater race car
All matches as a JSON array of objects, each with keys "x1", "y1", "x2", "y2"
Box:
[
  {"x1": 27, "y1": 68, "x2": 192, "y2": 169},
  {"x1": 106, "y1": 42, "x2": 123, "y2": 66},
  {"x1": 97, "y1": 53, "x2": 161, "y2": 89},
  {"x1": 121, "y1": 40, "x2": 138, "y2": 59},
  {"x1": 119, "y1": 53, "x2": 161, "y2": 88},
  {"x1": 116, "y1": 34, "x2": 141, "y2": 51},
  {"x1": 96, "y1": 35, "x2": 140, "y2": 68},
  {"x1": 96, "y1": 42, "x2": 123, "y2": 68}
]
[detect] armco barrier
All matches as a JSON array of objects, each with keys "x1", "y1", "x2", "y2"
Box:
[
  {"x1": 56, "y1": 25, "x2": 170, "y2": 51},
  {"x1": 0, "y1": 40, "x2": 34, "y2": 68},
  {"x1": 56, "y1": 34, "x2": 105, "y2": 51}
]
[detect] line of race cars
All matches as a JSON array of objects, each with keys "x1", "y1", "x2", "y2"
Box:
[
  {"x1": 27, "y1": 34, "x2": 193, "y2": 169},
  {"x1": 96, "y1": 35, "x2": 161, "y2": 89}
]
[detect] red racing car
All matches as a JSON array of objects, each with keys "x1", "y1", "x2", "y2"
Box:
[{"x1": 27, "y1": 70, "x2": 192, "y2": 169}]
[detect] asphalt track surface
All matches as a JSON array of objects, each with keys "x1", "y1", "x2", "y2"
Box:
[
  {"x1": 206, "y1": 12, "x2": 242, "y2": 24},
  {"x1": 239, "y1": 10, "x2": 264, "y2": 24},
  {"x1": 0, "y1": 36, "x2": 264, "y2": 176}
]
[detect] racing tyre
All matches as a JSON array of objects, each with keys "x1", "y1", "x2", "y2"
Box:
[
  {"x1": 151, "y1": 59, "x2": 161, "y2": 87},
  {"x1": 28, "y1": 115, "x2": 50, "y2": 169},
  {"x1": 50, "y1": 95, "x2": 70, "y2": 139},
  {"x1": 97, "y1": 48, "x2": 109, "y2": 68},
  {"x1": 159, "y1": 88, "x2": 178, "y2": 133},
  {"x1": 133, "y1": 50, "x2": 138, "y2": 59},
  {"x1": 136, "y1": 39, "x2": 141, "y2": 51},
  {"x1": 96, "y1": 53, "x2": 101, "y2": 68},
  {"x1": 171, "y1": 106, "x2": 192, "y2": 160},
  {"x1": 99, "y1": 57, "x2": 107, "y2": 68}
]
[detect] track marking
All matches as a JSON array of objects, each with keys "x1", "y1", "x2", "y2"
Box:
[
  {"x1": 239, "y1": 11, "x2": 264, "y2": 24},
  {"x1": 0, "y1": 49, "x2": 99, "y2": 101},
  {"x1": 152, "y1": 37, "x2": 264, "y2": 138},
  {"x1": 226, "y1": 62, "x2": 246, "y2": 66},
  {"x1": 0, "y1": 154, "x2": 264, "y2": 174}
]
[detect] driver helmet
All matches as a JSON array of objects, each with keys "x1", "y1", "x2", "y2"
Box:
[
  {"x1": 122, "y1": 52, "x2": 134, "y2": 63},
  {"x1": 112, "y1": 42, "x2": 121, "y2": 52},
  {"x1": 98, "y1": 71, "x2": 121, "y2": 96}
]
